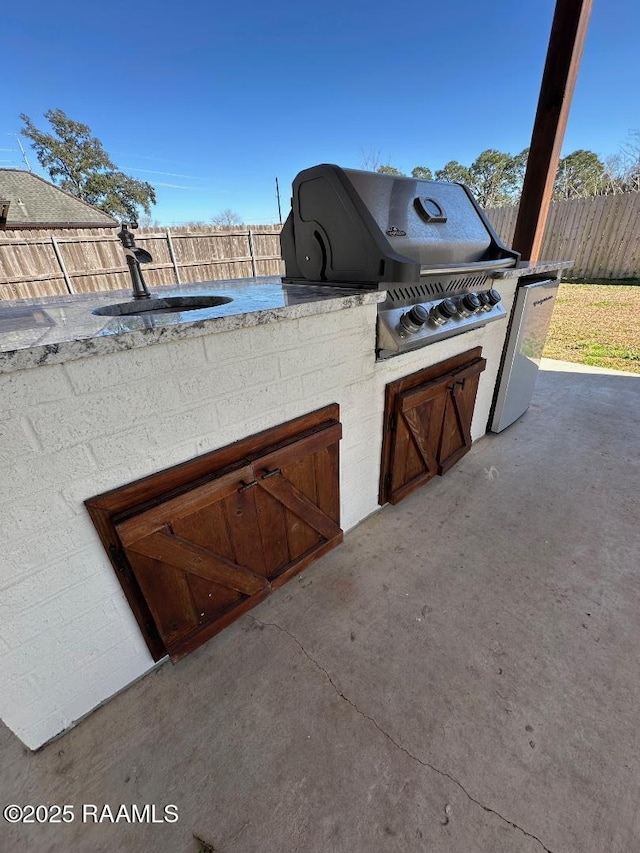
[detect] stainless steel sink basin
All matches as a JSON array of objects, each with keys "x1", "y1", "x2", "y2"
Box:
[{"x1": 92, "y1": 295, "x2": 233, "y2": 317}]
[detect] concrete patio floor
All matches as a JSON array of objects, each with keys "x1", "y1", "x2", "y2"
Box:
[{"x1": 2, "y1": 358, "x2": 639, "y2": 853}]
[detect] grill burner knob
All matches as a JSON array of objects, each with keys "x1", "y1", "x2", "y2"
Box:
[
  {"x1": 461, "y1": 293, "x2": 481, "y2": 313},
  {"x1": 435, "y1": 298, "x2": 458, "y2": 320},
  {"x1": 407, "y1": 304, "x2": 429, "y2": 326},
  {"x1": 478, "y1": 289, "x2": 502, "y2": 310},
  {"x1": 479, "y1": 288, "x2": 501, "y2": 305},
  {"x1": 399, "y1": 304, "x2": 429, "y2": 334}
]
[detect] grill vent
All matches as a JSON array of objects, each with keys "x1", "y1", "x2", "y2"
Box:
[
  {"x1": 388, "y1": 281, "x2": 446, "y2": 303},
  {"x1": 386, "y1": 273, "x2": 493, "y2": 308},
  {"x1": 445, "y1": 274, "x2": 489, "y2": 292}
]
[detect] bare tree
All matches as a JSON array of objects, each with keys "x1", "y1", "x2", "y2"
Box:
[
  {"x1": 359, "y1": 149, "x2": 382, "y2": 171},
  {"x1": 618, "y1": 130, "x2": 640, "y2": 192},
  {"x1": 137, "y1": 212, "x2": 164, "y2": 229},
  {"x1": 211, "y1": 209, "x2": 243, "y2": 226},
  {"x1": 359, "y1": 149, "x2": 404, "y2": 174},
  {"x1": 601, "y1": 155, "x2": 628, "y2": 195}
]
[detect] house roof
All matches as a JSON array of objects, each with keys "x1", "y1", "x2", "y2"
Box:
[{"x1": 0, "y1": 169, "x2": 118, "y2": 229}]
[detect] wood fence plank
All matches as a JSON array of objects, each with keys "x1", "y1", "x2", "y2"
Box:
[
  {"x1": 580, "y1": 196, "x2": 604, "y2": 277},
  {"x1": 561, "y1": 198, "x2": 583, "y2": 263},
  {"x1": 566, "y1": 198, "x2": 591, "y2": 277},
  {"x1": 577, "y1": 196, "x2": 601, "y2": 275},
  {"x1": 607, "y1": 193, "x2": 633, "y2": 278},
  {"x1": 591, "y1": 196, "x2": 617, "y2": 279},
  {"x1": 593, "y1": 196, "x2": 621, "y2": 279},
  {"x1": 552, "y1": 196, "x2": 580, "y2": 267},
  {"x1": 611, "y1": 194, "x2": 639, "y2": 277}
]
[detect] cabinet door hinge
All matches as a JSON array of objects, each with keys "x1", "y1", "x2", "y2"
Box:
[
  {"x1": 384, "y1": 472, "x2": 392, "y2": 490},
  {"x1": 388, "y1": 413, "x2": 397, "y2": 432}
]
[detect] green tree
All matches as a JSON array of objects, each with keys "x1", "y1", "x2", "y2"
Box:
[
  {"x1": 411, "y1": 166, "x2": 433, "y2": 180},
  {"x1": 553, "y1": 149, "x2": 606, "y2": 199},
  {"x1": 376, "y1": 165, "x2": 405, "y2": 176},
  {"x1": 20, "y1": 109, "x2": 156, "y2": 221},
  {"x1": 431, "y1": 150, "x2": 527, "y2": 206},
  {"x1": 512, "y1": 147, "x2": 529, "y2": 193},
  {"x1": 468, "y1": 149, "x2": 521, "y2": 207},
  {"x1": 434, "y1": 160, "x2": 473, "y2": 185},
  {"x1": 405, "y1": 144, "x2": 631, "y2": 205}
]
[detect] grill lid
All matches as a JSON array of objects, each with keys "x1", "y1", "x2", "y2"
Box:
[{"x1": 281, "y1": 164, "x2": 519, "y2": 285}]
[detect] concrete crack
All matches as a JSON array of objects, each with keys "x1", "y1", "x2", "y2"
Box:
[{"x1": 249, "y1": 616, "x2": 557, "y2": 853}]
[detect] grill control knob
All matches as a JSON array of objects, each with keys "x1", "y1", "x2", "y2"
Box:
[
  {"x1": 399, "y1": 304, "x2": 429, "y2": 334},
  {"x1": 435, "y1": 298, "x2": 457, "y2": 320},
  {"x1": 478, "y1": 289, "x2": 502, "y2": 309},
  {"x1": 407, "y1": 304, "x2": 429, "y2": 326},
  {"x1": 461, "y1": 293, "x2": 481, "y2": 313}
]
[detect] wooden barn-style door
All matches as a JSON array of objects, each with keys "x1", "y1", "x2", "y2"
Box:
[
  {"x1": 87, "y1": 406, "x2": 342, "y2": 661},
  {"x1": 380, "y1": 349, "x2": 486, "y2": 506}
]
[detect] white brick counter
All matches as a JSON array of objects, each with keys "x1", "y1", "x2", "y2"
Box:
[{"x1": 0, "y1": 276, "x2": 519, "y2": 749}]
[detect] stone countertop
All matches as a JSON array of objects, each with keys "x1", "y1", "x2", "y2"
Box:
[
  {"x1": 0, "y1": 277, "x2": 385, "y2": 374},
  {"x1": 493, "y1": 259, "x2": 574, "y2": 279}
]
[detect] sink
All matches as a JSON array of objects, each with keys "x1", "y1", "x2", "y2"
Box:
[{"x1": 92, "y1": 295, "x2": 233, "y2": 317}]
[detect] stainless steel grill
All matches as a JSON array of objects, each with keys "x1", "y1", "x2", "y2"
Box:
[{"x1": 281, "y1": 164, "x2": 520, "y2": 358}]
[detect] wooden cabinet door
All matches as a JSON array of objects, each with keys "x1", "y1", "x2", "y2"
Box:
[
  {"x1": 379, "y1": 349, "x2": 486, "y2": 506},
  {"x1": 438, "y1": 359, "x2": 486, "y2": 474},
  {"x1": 253, "y1": 424, "x2": 342, "y2": 589},
  {"x1": 386, "y1": 378, "x2": 449, "y2": 505},
  {"x1": 115, "y1": 465, "x2": 270, "y2": 659},
  {"x1": 110, "y1": 418, "x2": 342, "y2": 660}
]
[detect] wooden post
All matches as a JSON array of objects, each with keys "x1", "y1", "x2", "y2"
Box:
[
  {"x1": 512, "y1": 0, "x2": 593, "y2": 263},
  {"x1": 166, "y1": 228, "x2": 181, "y2": 284},
  {"x1": 247, "y1": 229, "x2": 257, "y2": 277},
  {"x1": 50, "y1": 235, "x2": 74, "y2": 294},
  {"x1": 275, "y1": 177, "x2": 282, "y2": 224}
]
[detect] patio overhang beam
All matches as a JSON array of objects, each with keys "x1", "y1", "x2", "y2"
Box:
[{"x1": 512, "y1": 0, "x2": 593, "y2": 263}]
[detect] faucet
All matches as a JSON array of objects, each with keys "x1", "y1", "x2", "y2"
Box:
[{"x1": 117, "y1": 223, "x2": 152, "y2": 299}]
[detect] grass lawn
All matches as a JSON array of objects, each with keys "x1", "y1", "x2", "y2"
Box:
[{"x1": 543, "y1": 283, "x2": 640, "y2": 374}]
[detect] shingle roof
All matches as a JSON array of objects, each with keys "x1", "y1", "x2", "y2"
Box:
[{"x1": 0, "y1": 169, "x2": 118, "y2": 229}]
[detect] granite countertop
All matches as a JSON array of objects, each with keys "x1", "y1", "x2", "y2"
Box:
[
  {"x1": 493, "y1": 259, "x2": 574, "y2": 279},
  {"x1": 0, "y1": 277, "x2": 385, "y2": 374}
]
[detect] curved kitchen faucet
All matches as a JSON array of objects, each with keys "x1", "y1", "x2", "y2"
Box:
[{"x1": 117, "y1": 223, "x2": 152, "y2": 299}]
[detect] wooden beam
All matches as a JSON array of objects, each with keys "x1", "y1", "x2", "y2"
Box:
[
  {"x1": 127, "y1": 530, "x2": 268, "y2": 596},
  {"x1": 512, "y1": 0, "x2": 593, "y2": 262}
]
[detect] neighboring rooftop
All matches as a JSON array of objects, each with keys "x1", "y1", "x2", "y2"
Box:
[{"x1": 0, "y1": 169, "x2": 118, "y2": 229}]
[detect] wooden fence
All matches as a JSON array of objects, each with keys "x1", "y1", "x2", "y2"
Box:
[
  {"x1": 0, "y1": 225, "x2": 284, "y2": 300},
  {"x1": 1, "y1": 192, "x2": 639, "y2": 300},
  {"x1": 486, "y1": 192, "x2": 640, "y2": 281}
]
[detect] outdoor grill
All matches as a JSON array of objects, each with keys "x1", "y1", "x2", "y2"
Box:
[{"x1": 281, "y1": 164, "x2": 520, "y2": 358}]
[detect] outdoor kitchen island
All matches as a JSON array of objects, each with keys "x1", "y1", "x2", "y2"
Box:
[{"x1": 0, "y1": 263, "x2": 570, "y2": 750}]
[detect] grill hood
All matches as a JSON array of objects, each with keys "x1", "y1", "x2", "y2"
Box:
[{"x1": 281, "y1": 164, "x2": 519, "y2": 285}]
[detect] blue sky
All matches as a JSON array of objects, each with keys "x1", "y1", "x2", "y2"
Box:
[{"x1": 3, "y1": 0, "x2": 639, "y2": 225}]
